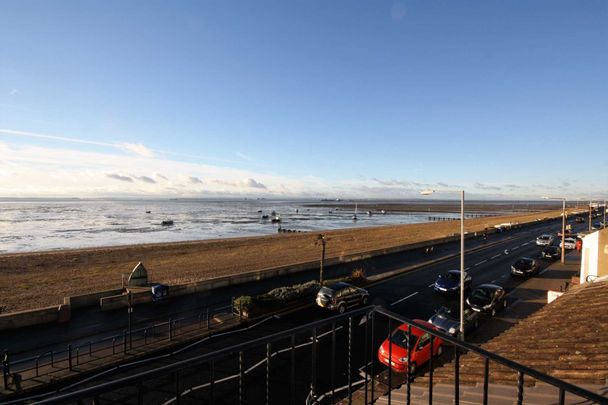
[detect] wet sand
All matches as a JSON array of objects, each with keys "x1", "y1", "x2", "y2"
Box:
[{"x1": 0, "y1": 209, "x2": 559, "y2": 313}]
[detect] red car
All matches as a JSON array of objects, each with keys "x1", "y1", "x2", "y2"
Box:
[{"x1": 377, "y1": 319, "x2": 444, "y2": 374}]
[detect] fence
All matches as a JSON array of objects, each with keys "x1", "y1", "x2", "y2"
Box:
[{"x1": 4, "y1": 305, "x2": 606, "y2": 405}]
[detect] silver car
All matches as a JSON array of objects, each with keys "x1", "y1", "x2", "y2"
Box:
[{"x1": 535, "y1": 234, "x2": 554, "y2": 246}]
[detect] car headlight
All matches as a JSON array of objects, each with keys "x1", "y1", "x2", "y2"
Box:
[
  {"x1": 448, "y1": 327, "x2": 457, "y2": 334},
  {"x1": 483, "y1": 304, "x2": 492, "y2": 309},
  {"x1": 379, "y1": 347, "x2": 385, "y2": 354}
]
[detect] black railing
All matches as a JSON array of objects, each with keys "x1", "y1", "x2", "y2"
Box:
[
  {"x1": 2, "y1": 301, "x2": 235, "y2": 391},
  {"x1": 4, "y1": 306, "x2": 608, "y2": 405}
]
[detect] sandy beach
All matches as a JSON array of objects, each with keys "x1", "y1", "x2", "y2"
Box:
[{"x1": 0, "y1": 209, "x2": 560, "y2": 313}]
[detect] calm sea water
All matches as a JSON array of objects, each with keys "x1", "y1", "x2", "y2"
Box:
[{"x1": 0, "y1": 199, "x2": 474, "y2": 253}]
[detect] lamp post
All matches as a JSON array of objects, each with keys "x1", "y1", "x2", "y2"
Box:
[
  {"x1": 421, "y1": 188, "x2": 465, "y2": 340},
  {"x1": 542, "y1": 197, "x2": 566, "y2": 264}
]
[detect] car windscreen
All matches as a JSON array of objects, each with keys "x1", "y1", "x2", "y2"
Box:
[
  {"x1": 390, "y1": 329, "x2": 412, "y2": 349},
  {"x1": 435, "y1": 307, "x2": 454, "y2": 319},
  {"x1": 471, "y1": 288, "x2": 491, "y2": 300},
  {"x1": 446, "y1": 272, "x2": 459, "y2": 280}
]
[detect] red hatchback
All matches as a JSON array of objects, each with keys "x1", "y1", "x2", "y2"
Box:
[{"x1": 378, "y1": 319, "x2": 444, "y2": 374}]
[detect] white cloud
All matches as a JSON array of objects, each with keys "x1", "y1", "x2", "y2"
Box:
[
  {"x1": 9, "y1": 89, "x2": 18, "y2": 96},
  {"x1": 242, "y1": 178, "x2": 266, "y2": 189},
  {"x1": 117, "y1": 142, "x2": 155, "y2": 158}
]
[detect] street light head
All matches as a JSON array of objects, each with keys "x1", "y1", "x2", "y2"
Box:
[{"x1": 420, "y1": 189, "x2": 435, "y2": 196}]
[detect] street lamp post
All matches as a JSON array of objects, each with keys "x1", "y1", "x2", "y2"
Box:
[
  {"x1": 421, "y1": 188, "x2": 466, "y2": 340},
  {"x1": 543, "y1": 197, "x2": 566, "y2": 264}
]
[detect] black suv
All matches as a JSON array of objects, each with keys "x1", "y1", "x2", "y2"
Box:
[
  {"x1": 510, "y1": 257, "x2": 539, "y2": 277},
  {"x1": 315, "y1": 282, "x2": 369, "y2": 313}
]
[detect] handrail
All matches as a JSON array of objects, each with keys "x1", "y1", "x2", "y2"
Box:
[{"x1": 24, "y1": 305, "x2": 608, "y2": 405}]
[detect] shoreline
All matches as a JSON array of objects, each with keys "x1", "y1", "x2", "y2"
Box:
[{"x1": 0, "y1": 209, "x2": 560, "y2": 313}]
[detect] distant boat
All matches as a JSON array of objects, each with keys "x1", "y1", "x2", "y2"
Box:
[
  {"x1": 257, "y1": 210, "x2": 263, "y2": 213},
  {"x1": 161, "y1": 220, "x2": 174, "y2": 226},
  {"x1": 145, "y1": 210, "x2": 151, "y2": 214},
  {"x1": 261, "y1": 214, "x2": 269, "y2": 220},
  {"x1": 271, "y1": 215, "x2": 281, "y2": 223},
  {"x1": 271, "y1": 210, "x2": 277, "y2": 216}
]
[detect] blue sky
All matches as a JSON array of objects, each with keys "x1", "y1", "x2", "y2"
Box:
[{"x1": 0, "y1": 1, "x2": 606, "y2": 199}]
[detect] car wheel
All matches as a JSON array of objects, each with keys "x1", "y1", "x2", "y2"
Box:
[
  {"x1": 338, "y1": 303, "x2": 346, "y2": 314},
  {"x1": 491, "y1": 307, "x2": 496, "y2": 317},
  {"x1": 362, "y1": 295, "x2": 369, "y2": 306}
]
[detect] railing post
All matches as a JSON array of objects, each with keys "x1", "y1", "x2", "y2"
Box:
[
  {"x1": 558, "y1": 388, "x2": 565, "y2": 405},
  {"x1": 68, "y1": 344, "x2": 73, "y2": 371},
  {"x1": 198, "y1": 312, "x2": 203, "y2": 329},
  {"x1": 89, "y1": 341, "x2": 92, "y2": 357},
  {"x1": 112, "y1": 337, "x2": 116, "y2": 355},
  {"x1": 311, "y1": 327, "x2": 317, "y2": 402},
  {"x1": 35, "y1": 355, "x2": 40, "y2": 377},
  {"x1": 123, "y1": 330, "x2": 128, "y2": 354},
  {"x1": 331, "y1": 322, "x2": 336, "y2": 403},
  {"x1": 517, "y1": 371, "x2": 524, "y2": 405},
  {"x1": 483, "y1": 357, "x2": 489, "y2": 405},
  {"x1": 239, "y1": 351, "x2": 244, "y2": 405},
  {"x1": 3, "y1": 350, "x2": 9, "y2": 389},
  {"x1": 144, "y1": 328, "x2": 148, "y2": 345},
  {"x1": 209, "y1": 359, "x2": 215, "y2": 405},
  {"x1": 364, "y1": 312, "x2": 369, "y2": 405},
  {"x1": 50, "y1": 350, "x2": 54, "y2": 368},
  {"x1": 388, "y1": 317, "x2": 392, "y2": 404},
  {"x1": 454, "y1": 347, "x2": 460, "y2": 405},
  {"x1": 138, "y1": 381, "x2": 144, "y2": 405},
  {"x1": 169, "y1": 318, "x2": 174, "y2": 341},
  {"x1": 266, "y1": 342, "x2": 271, "y2": 405},
  {"x1": 348, "y1": 316, "x2": 353, "y2": 403},
  {"x1": 370, "y1": 311, "x2": 376, "y2": 402},
  {"x1": 175, "y1": 370, "x2": 181, "y2": 405},
  {"x1": 428, "y1": 337, "x2": 433, "y2": 405},
  {"x1": 76, "y1": 347, "x2": 80, "y2": 365},
  {"x1": 206, "y1": 308, "x2": 210, "y2": 329},
  {"x1": 407, "y1": 323, "x2": 412, "y2": 405},
  {"x1": 290, "y1": 334, "x2": 296, "y2": 405}
]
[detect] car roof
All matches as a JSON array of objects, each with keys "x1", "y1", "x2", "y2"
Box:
[
  {"x1": 519, "y1": 257, "x2": 534, "y2": 261},
  {"x1": 476, "y1": 283, "x2": 503, "y2": 291},
  {"x1": 326, "y1": 281, "x2": 352, "y2": 290},
  {"x1": 396, "y1": 319, "x2": 435, "y2": 336}
]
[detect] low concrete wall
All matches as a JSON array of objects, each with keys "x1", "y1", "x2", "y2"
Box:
[
  {"x1": 0, "y1": 305, "x2": 60, "y2": 330},
  {"x1": 64, "y1": 289, "x2": 124, "y2": 309}
]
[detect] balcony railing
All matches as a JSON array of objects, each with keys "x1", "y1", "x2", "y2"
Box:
[{"x1": 3, "y1": 305, "x2": 607, "y2": 405}]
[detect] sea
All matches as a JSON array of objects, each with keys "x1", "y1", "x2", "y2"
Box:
[{"x1": 0, "y1": 199, "x2": 489, "y2": 253}]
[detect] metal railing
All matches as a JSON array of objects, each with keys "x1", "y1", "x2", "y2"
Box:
[
  {"x1": 3, "y1": 305, "x2": 607, "y2": 405},
  {"x1": 2, "y1": 301, "x2": 235, "y2": 391}
]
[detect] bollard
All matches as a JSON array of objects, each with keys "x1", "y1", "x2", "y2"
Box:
[{"x1": 68, "y1": 344, "x2": 73, "y2": 371}]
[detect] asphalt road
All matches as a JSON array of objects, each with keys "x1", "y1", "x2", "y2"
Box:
[{"x1": 7, "y1": 217, "x2": 587, "y2": 404}]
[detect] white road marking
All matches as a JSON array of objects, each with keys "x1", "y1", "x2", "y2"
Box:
[
  {"x1": 474, "y1": 260, "x2": 487, "y2": 266},
  {"x1": 522, "y1": 242, "x2": 530, "y2": 246},
  {"x1": 511, "y1": 247, "x2": 518, "y2": 251},
  {"x1": 390, "y1": 291, "x2": 419, "y2": 306},
  {"x1": 490, "y1": 254, "x2": 501, "y2": 260},
  {"x1": 428, "y1": 283, "x2": 435, "y2": 287},
  {"x1": 465, "y1": 267, "x2": 471, "y2": 271}
]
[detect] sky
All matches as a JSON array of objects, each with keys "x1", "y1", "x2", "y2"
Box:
[{"x1": 0, "y1": 0, "x2": 606, "y2": 200}]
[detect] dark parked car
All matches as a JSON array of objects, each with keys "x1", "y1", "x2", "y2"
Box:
[
  {"x1": 466, "y1": 284, "x2": 507, "y2": 316},
  {"x1": 510, "y1": 257, "x2": 539, "y2": 277},
  {"x1": 541, "y1": 246, "x2": 561, "y2": 260},
  {"x1": 575, "y1": 216, "x2": 585, "y2": 223},
  {"x1": 433, "y1": 270, "x2": 472, "y2": 295},
  {"x1": 427, "y1": 306, "x2": 481, "y2": 337},
  {"x1": 315, "y1": 282, "x2": 369, "y2": 313}
]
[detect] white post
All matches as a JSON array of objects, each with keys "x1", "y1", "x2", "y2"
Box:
[{"x1": 460, "y1": 190, "x2": 465, "y2": 341}]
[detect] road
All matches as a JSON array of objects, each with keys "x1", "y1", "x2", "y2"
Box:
[{"x1": 4, "y1": 217, "x2": 586, "y2": 404}]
